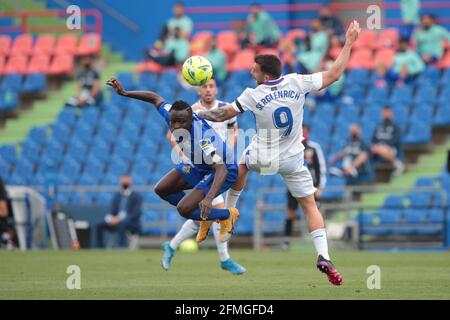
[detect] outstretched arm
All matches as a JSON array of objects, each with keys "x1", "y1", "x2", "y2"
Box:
[
  {"x1": 197, "y1": 104, "x2": 239, "y2": 122},
  {"x1": 320, "y1": 20, "x2": 361, "y2": 90},
  {"x1": 106, "y1": 77, "x2": 165, "y2": 107}
]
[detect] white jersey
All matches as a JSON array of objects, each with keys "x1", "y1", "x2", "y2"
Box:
[
  {"x1": 232, "y1": 73, "x2": 323, "y2": 162},
  {"x1": 192, "y1": 100, "x2": 237, "y2": 143}
]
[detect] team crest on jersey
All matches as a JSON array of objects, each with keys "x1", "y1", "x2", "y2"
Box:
[
  {"x1": 199, "y1": 138, "x2": 215, "y2": 154},
  {"x1": 301, "y1": 75, "x2": 312, "y2": 82},
  {"x1": 164, "y1": 104, "x2": 172, "y2": 112},
  {"x1": 182, "y1": 165, "x2": 191, "y2": 174}
]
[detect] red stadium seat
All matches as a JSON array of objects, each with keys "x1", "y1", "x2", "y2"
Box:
[
  {"x1": 0, "y1": 35, "x2": 12, "y2": 56},
  {"x1": 190, "y1": 31, "x2": 214, "y2": 55},
  {"x1": 0, "y1": 55, "x2": 5, "y2": 75},
  {"x1": 4, "y1": 55, "x2": 29, "y2": 74},
  {"x1": 228, "y1": 49, "x2": 255, "y2": 71},
  {"x1": 26, "y1": 54, "x2": 51, "y2": 74},
  {"x1": 216, "y1": 31, "x2": 239, "y2": 57},
  {"x1": 76, "y1": 33, "x2": 101, "y2": 56},
  {"x1": 55, "y1": 34, "x2": 78, "y2": 55},
  {"x1": 135, "y1": 60, "x2": 163, "y2": 73},
  {"x1": 33, "y1": 34, "x2": 56, "y2": 55},
  {"x1": 437, "y1": 51, "x2": 450, "y2": 68},
  {"x1": 48, "y1": 54, "x2": 74, "y2": 75},
  {"x1": 348, "y1": 49, "x2": 373, "y2": 69},
  {"x1": 285, "y1": 29, "x2": 306, "y2": 43},
  {"x1": 376, "y1": 29, "x2": 399, "y2": 49},
  {"x1": 353, "y1": 30, "x2": 376, "y2": 50},
  {"x1": 10, "y1": 34, "x2": 34, "y2": 56},
  {"x1": 373, "y1": 48, "x2": 396, "y2": 68}
]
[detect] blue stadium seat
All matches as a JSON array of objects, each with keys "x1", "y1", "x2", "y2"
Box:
[
  {"x1": 89, "y1": 138, "x2": 111, "y2": 162},
  {"x1": 102, "y1": 105, "x2": 124, "y2": 127},
  {"x1": 78, "y1": 173, "x2": 100, "y2": 185},
  {"x1": 121, "y1": 122, "x2": 141, "y2": 143},
  {"x1": 428, "y1": 209, "x2": 443, "y2": 223},
  {"x1": 101, "y1": 172, "x2": 121, "y2": 185},
  {"x1": 13, "y1": 158, "x2": 35, "y2": 177},
  {"x1": 403, "y1": 210, "x2": 427, "y2": 224},
  {"x1": 116, "y1": 71, "x2": 136, "y2": 89},
  {"x1": 321, "y1": 175, "x2": 345, "y2": 200},
  {"x1": 113, "y1": 139, "x2": 135, "y2": 161},
  {"x1": 365, "y1": 87, "x2": 388, "y2": 105},
  {"x1": 177, "y1": 89, "x2": 198, "y2": 103},
  {"x1": 346, "y1": 69, "x2": 370, "y2": 87},
  {"x1": 410, "y1": 104, "x2": 433, "y2": 124},
  {"x1": 138, "y1": 72, "x2": 158, "y2": 90},
  {"x1": 107, "y1": 157, "x2": 129, "y2": 176},
  {"x1": 407, "y1": 192, "x2": 431, "y2": 208},
  {"x1": 97, "y1": 122, "x2": 119, "y2": 145},
  {"x1": 389, "y1": 85, "x2": 413, "y2": 105},
  {"x1": 20, "y1": 139, "x2": 42, "y2": 164},
  {"x1": 22, "y1": 73, "x2": 46, "y2": 93},
  {"x1": 383, "y1": 195, "x2": 404, "y2": 209},
  {"x1": 403, "y1": 120, "x2": 431, "y2": 144},
  {"x1": 79, "y1": 107, "x2": 100, "y2": 127},
  {"x1": 96, "y1": 192, "x2": 114, "y2": 206},
  {"x1": 412, "y1": 86, "x2": 437, "y2": 105},
  {"x1": 66, "y1": 138, "x2": 88, "y2": 162},
  {"x1": 51, "y1": 122, "x2": 72, "y2": 146},
  {"x1": 27, "y1": 126, "x2": 48, "y2": 146},
  {"x1": 378, "y1": 209, "x2": 402, "y2": 224},
  {"x1": 0, "y1": 73, "x2": 23, "y2": 92},
  {"x1": 414, "y1": 177, "x2": 436, "y2": 188},
  {"x1": 416, "y1": 66, "x2": 440, "y2": 86},
  {"x1": 0, "y1": 90, "x2": 18, "y2": 111},
  {"x1": 0, "y1": 144, "x2": 17, "y2": 164},
  {"x1": 56, "y1": 108, "x2": 78, "y2": 128},
  {"x1": 433, "y1": 103, "x2": 450, "y2": 126}
]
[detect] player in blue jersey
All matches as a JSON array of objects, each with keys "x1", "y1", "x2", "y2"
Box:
[{"x1": 106, "y1": 78, "x2": 239, "y2": 242}]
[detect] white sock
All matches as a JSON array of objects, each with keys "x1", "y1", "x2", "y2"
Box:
[
  {"x1": 170, "y1": 219, "x2": 198, "y2": 250},
  {"x1": 225, "y1": 188, "x2": 241, "y2": 208},
  {"x1": 212, "y1": 222, "x2": 230, "y2": 262},
  {"x1": 310, "y1": 228, "x2": 330, "y2": 260}
]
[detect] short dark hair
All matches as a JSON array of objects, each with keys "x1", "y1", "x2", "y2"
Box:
[
  {"x1": 254, "y1": 54, "x2": 282, "y2": 79},
  {"x1": 171, "y1": 100, "x2": 192, "y2": 115}
]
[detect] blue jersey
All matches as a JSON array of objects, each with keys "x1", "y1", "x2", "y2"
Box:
[{"x1": 158, "y1": 102, "x2": 237, "y2": 174}]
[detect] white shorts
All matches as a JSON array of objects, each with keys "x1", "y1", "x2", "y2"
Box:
[
  {"x1": 240, "y1": 143, "x2": 316, "y2": 198},
  {"x1": 212, "y1": 194, "x2": 225, "y2": 206}
]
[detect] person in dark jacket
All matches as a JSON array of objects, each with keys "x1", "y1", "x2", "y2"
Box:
[
  {"x1": 371, "y1": 106, "x2": 404, "y2": 176},
  {"x1": 96, "y1": 176, "x2": 143, "y2": 248}
]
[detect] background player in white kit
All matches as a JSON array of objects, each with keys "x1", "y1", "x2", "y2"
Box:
[
  {"x1": 198, "y1": 21, "x2": 361, "y2": 285},
  {"x1": 162, "y1": 77, "x2": 246, "y2": 275}
]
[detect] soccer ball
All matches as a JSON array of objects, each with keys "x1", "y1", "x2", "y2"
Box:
[
  {"x1": 182, "y1": 56, "x2": 213, "y2": 86},
  {"x1": 179, "y1": 239, "x2": 199, "y2": 253}
]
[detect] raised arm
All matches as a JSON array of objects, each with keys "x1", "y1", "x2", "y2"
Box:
[
  {"x1": 197, "y1": 104, "x2": 239, "y2": 122},
  {"x1": 320, "y1": 20, "x2": 361, "y2": 90},
  {"x1": 106, "y1": 77, "x2": 165, "y2": 107}
]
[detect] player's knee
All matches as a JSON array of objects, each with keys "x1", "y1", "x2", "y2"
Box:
[
  {"x1": 154, "y1": 183, "x2": 168, "y2": 198},
  {"x1": 176, "y1": 203, "x2": 193, "y2": 218}
]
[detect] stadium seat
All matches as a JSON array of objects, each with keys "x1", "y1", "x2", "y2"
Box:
[
  {"x1": 376, "y1": 29, "x2": 399, "y2": 49},
  {"x1": 383, "y1": 195, "x2": 404, "y2": 209},
  {"x1": 190, "y1": 31, "x2": 213, "y2": 55},
  {"x1": 229, "y1": 49, "x2": 256, "y2": 71},
  {"x1": 403, "y1": 120, "x2": 431, "y2": 144},
  {"x1": 26, "y1": 54, "x2": 51, "y2": 74},
  {"x1": 4, "y1": 55, "x2": 28, "y2": 74},
  {"x1": 56, "y1": 108, "x2": 78, "y2": 128},
  {"x1": 365, "y1": 86, "x2": 388, "y2": 104},
  {"x1": 22, "y1": 73, "x2": 46, "y2": 93},
  {"x1": 216, "y1": 30, "x2": 239, "y2": 58},
  {"x1": 353, "y1": 30, "x2": 376, "y2": 51},
  {"x1": 408, "y1": 192, "x2": 431, "y2": 208},
  {"x1": 348, "y1": 49, "x2": 373, "y2": 69},
  {"x1": 55, "y1": 34, "x2": 78, "y2": 55},
  {"x1": 48, "y1": 54, "x2": 74, "y2": 75},
  {"x1": 138, "y1": 72, "x2": 158, "y2": 90},
  {"x1": 117, "y1": 71, "x2": 136, "y2": 89},
  {"x1": 76, "y1": 33, "x2": 101, "y2": 56},
  {"x1": 0, "y1": 35, "x2": 11, "y2": 56},
  {"x1": 433, "y1": 103, "x2": 450, "y2": 126},
  {"x1": 177, "y1": 89, "x2": 198, "y2": 103},
  {"x1": 373, "y1": 48, "x2": 396, "y2": 68},
  {"x1": 10, "y1": 34, "x2": 34, "y2": 56},
  {"x1": 27, "y1": 126, "x2": 48, "y2": 146},
  {"x1": 0, "y1": 73, "x2": 23, "y2": 92},
  {"x1": 32, "y1": 34, "x2": 56, "y2": 55},
  {"x1": 414, "y1": 177, "x2": 436, "y2": 188},
  {"x1": 0, "y1": 90, "x2": 18, "y2": 111},
  {"x1": 345, "y1": 69, "x2": 370, "y2": 87},
  {"x1": 389, "y1": 84, "x2": 413, "y2": 105},
  {"x1": 378, "y1": 209, "x2": 402, "y2": 224}
]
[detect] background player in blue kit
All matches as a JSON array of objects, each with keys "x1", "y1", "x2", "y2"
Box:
[{"x1": 106, "y1": 77, "x2": 239, "y2": 243}]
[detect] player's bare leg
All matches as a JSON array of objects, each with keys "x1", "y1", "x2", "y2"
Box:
[{"x1": 297, "y1": 194, "x2": 343, "y2": 286}]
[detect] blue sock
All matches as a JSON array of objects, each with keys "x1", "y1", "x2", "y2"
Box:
[
  {"x1": 161, "y1": 192, "x2": 185, "y2": 206},
  {"x1": 190, "y1": 208, "x2": 230, "y2": 221}
]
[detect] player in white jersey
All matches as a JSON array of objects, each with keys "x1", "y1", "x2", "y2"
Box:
[
  {"x1": 162, "y1": 78, "x2": 245, "y2": 275},
  {"x1": 198, "y1": 21, "x2": 361, "y2": 285}
]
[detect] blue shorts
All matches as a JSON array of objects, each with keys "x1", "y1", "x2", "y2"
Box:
[{"x1": 175, "y1": 163, "x2": 238, "y2": 197}]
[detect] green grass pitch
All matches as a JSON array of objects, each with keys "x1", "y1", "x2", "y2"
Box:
[{"x1": 0, "y1": 248, "x2": 449, "y2": 299}]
